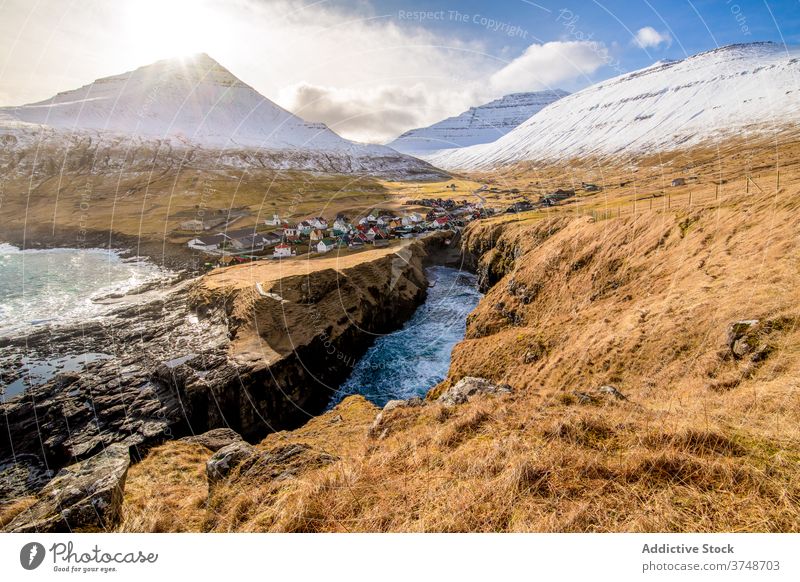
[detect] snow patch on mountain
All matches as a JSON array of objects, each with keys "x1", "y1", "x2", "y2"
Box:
[
  {"x1": 387, "y1": 90, "x2": 568, "y2": 156},
  {"x1": 430, "y1": 43, "x2": 800, "y2": 170}
]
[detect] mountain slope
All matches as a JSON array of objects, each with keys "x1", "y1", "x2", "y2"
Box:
[
  {"x1": 387, "y1": 90, "x2": 567, "y2": 156},
  {"x1": 0, "y1": 54, "x2": 443, "y2": 178},
  {"x1": 430, "y1": 43, "x2": 800, "y2": 170}
]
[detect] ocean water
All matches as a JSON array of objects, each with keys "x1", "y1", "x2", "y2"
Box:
[
  {"x1": 0, "y1": 243, "x2": 167, "y2": 336},
  {"x1": 331, "y1": 265, "x2": 482, "y2": 407}
]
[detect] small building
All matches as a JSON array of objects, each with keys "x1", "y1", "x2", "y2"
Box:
[
  {"x1": 188, "y1": 233, "x2": 228, "y2": 252},
  {"x1": 671, "y1": 178, "x2": 686, "y2": 187},
  {"x1": 273, "y1": 243, "x2": 292, "y2": 258},
  {"x1": 308, "y1": 217, "x2": 328, "y2": 229},
  {"x1": 180, "y1": 219, "x2": 205, "y2": 232},
  {"x1": 541, "y1": 189, "x2": 575, "y2": 207},
  {"x1": 365, "y1": 226, "x2": 384, "y2": 240},
  {"x1": 582, "y1": 182, "x2": 601, "y2": 192},
  {"x1": 296, "y1": 221, "x2": 314, "y2": 235},
  {"x1": 309, "y1": 229, "x2": 326, "y2": 241},
  {"x1": 316, "y1": 238, "x2": 337, "y2": 253},
  {"x1": 264, "y1": 213, "x2": 282, "y2": 226},
  {"x1": 232, "y1": 233, "x2": 279, "y2": 252}
]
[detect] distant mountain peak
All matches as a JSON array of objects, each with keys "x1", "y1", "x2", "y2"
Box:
[
  {"x1": 0, "y1": 55, "x2": 444, "y2": 178},
  {"x1": 387, "y1": 89, "x2": 568, "y2": 156}
]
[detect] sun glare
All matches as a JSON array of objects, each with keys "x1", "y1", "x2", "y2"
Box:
[{"x1": 124, "y1": 0, "x2": 224, "y2": 61}]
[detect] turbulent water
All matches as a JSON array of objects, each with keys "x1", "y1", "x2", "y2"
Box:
[
  {"x1": 332, "y1": 265, "x2": 482, "y2": 407},
  {"x1": 0, "y1": 244, "x2": 167, "y2": 336}
]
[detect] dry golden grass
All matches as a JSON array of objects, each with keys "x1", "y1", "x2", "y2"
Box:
[
  {"x1": 119, "y1": 137, "x2": 800, "y2": 532},
  {"x1": 119, "y1": 442, "x2": 211, "y2": 532}
]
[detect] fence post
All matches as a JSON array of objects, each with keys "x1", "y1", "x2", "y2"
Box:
[
  {"x1": 668, "y1": 194, "x2": 671, "y2": 208},
  {"x1": 715, "y1": 184, "x2": 719, "y2": 200},
  {"x1": 689, "y1": 192, "x2": 692, "y2": 208},
  {"x1": 746, "y1": 176, "x2": 749, "y2": 194},
  {"x1": 777, "y1": 170, "x2": 780, "y2": 190}
]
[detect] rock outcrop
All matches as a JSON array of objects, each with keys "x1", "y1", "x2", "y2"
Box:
[
  {"x1": 436, "y1": 376, "x2": 513, "y2": 406},
  {"x1": 181, "y1": 428, "x2": 244, "y2": 452},
  {"x1": 3, "y1": 443, "x2": 130, "y2": 533},
  {"x1": 206, "y1": 441, "x2": 255, "y2": 485}
]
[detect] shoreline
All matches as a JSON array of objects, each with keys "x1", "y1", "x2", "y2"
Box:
[{"x1": 0, "y1": 224, "x2": 201, "y2": 273}]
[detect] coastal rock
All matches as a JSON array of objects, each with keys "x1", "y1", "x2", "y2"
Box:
[
  {"x1": 3, "y1": 443, "x2": 130, "y2": 533},
  {"x1": 181, "y1": 428, "x2": 244, "y2": 452},
  {"x1": 206, "y1": 441, "x2": 255, "y2": 485},
  {"x1": 437, "y1": 376, "x2": 513, "y2": 406}
]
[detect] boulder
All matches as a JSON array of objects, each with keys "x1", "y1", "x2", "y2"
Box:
[
  {"x1": 437, "y1": 377, "x2": 513, "y2": 406},
  {"x1": 181, "y1": 428, "x2": 244, "y2": 452},
  {"x1": 728, "y1": 320, "x2": 760, "y2": 358},
  {"x1": 369, "y1": 397, "x2": 425, "y2": 438},
  {"x1": 3, "y1": 443, "x2": 130, "y2": 532},
  {"x1": 206, "y1": 441, "x2": 254, "y2": 485},
  {"x1": 235, "y1": 443, "x2": 338, "y2": 482}
]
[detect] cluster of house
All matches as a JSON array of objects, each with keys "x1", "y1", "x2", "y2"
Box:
[{"x1": 187, "y1": 200, "x2": 491, "y2": 259}]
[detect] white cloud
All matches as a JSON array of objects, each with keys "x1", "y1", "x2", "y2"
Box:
[
  {"x1": 281, "y1": 83, "x2": 456, "y2": 144},
  {"x1": 489, "y1": 41, "x2": 609, "y2": 95},
  {"x1": 633, "y1": 27, "x2": 672, "y2": 49}
]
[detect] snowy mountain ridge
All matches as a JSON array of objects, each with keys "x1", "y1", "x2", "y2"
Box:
[
  {"x1": 387, "y1": 90, "x2": 568, "y2": 156},
  {"x1": 429, "y1": 42, "x2": 800, "y2": 170},
  {"x1": 0, "y1": 53, "x2": 442, "y2": 178}
]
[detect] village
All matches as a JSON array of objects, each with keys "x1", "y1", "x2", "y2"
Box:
[{"x1": 185, "y1": 197, "x2": 495, "y2": 265}]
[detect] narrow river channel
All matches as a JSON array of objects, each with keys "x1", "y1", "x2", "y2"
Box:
[{"x1": 330, "y1": 265, "x2": 482, "y2": 407}]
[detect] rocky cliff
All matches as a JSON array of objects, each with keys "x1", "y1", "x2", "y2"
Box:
[{"x1": 0, "y1": 235, "x2": 448, "y2": 505}]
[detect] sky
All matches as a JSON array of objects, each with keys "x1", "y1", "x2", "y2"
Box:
[{"x1": 0, "y1": 0, "x2": 798, "y2": 143}]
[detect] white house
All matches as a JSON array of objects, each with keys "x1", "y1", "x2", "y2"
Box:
[
  {"x1": 333, "y1": 218, "x2": 349, "y2": 232},
  {"x1": 308, "y1": 217, "x2": 328, "y2": 229},
  {"x1": 273, "y1": 243, "x2": 293, "y2": 258},
  {"x1": 187, "y1": 233, "x2": 228, "y2": 252},
  {"x1": 283, "y1": 226, "x2": 298, "y2": 237},
  {"x1": 316, "y1": 238, "x2": 337, "y2": 253},
  {"x1": 297, "y1": 221, "x2": 314, "y2": 235},
  {"x1": 265, "y1": 214, "x2": 282, "y2": 226}
]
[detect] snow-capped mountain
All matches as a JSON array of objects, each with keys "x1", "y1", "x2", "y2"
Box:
[
  {"x1": 0, "y1": 54, "x2": 443, "y2": 178},
  {"x1": 430, "y1": 43, "x2": 800, "y2": 170},
  {"x1": 387, "y1": 90, "x2": 568, "y2": 156}
]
